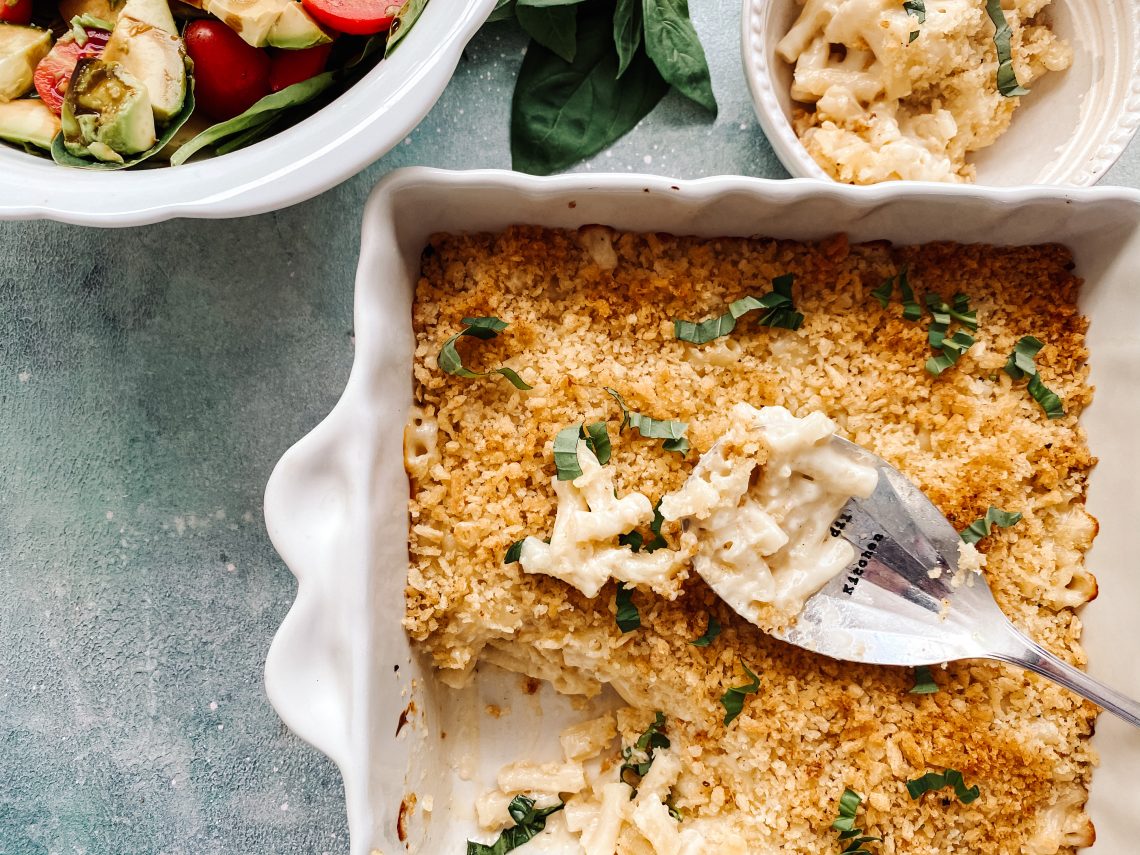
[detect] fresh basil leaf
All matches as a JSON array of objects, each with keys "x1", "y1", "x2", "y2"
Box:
[
  {"x1": 689, "y1": 613, "x2": 721, "y2": 647},
  {"x1": 52, "y1": 66, "x2": 196, "y2": 171},
  {"x1": 960, "y1": 506, "x2": 1022, "y2": 545},
  {"x1": 486, "y1": 0, "x2": 517, "y2": 22},
  {"x1": 899, "y1": 268, "x2": 921, "y2": 320},
  {"x1": 618, "y1": 529, "x2": 644, "y2": 551},
  {"x1": 467, "y1": 795, "x2": 565, "y2": 854},
  {"x1": 437, "y1": 316, "x2": 533, "y2": 391},
  {"x1": 923, "y1": 294, "x2": 974, "y2": 376},
  {"x1": 604, "y1": 387, "x2": 689, "y2": 455},
  {"x1": 169, "y1": 72, "x2": 335, "y2": 166},
  {"x1": 511, "y1": 9, "x2": 669, "y2": 175},
  {"x1": 615, "y1": 583, "x2": 640, "y2": 632},
  {"x1": 1003, "y1": 336, "x2": 1064, "y2": 418},
  {"x1": 504, "y1": 539, "x2": 525, "y2": 564},
  {"x1": 871, "y1": 278, "x2": 894, "y2": 308},
  {"x1": 620, "y1": 499, "x2": 667, "y2": 553},
  {"x1": 582, "y1": 420, "x2": 612, "y2": 464},
  {"x1": 641, "y1": 0, "x2": 716, "y2": 114},
  {"x1": 674, "y1": 274, "x2": 802, "y2": 342},
  {"x1": 831, "y1": 788, "x2": 880, "y2": 854},
  {"x1": 620, "y1": 711, "x2": 668, "y2": 785},
  {"x1": 903, "y1": 0, "x2": 924, "y2": 42},
  {"x1": 385, "y1": 0, "x2": 428, "y2": 55},
  {"x1": 516, "y1": 3, "x2": 578, "y2": 63},
  {"x1": 985, "y1": 0, "x2": 1028, "y2": 96},
  {"x1": 906, "y1": 768, "x2": 980, "y2": 804},
  {"x1": 554, "y1": 423, "x2": 584, "y2": 480},
  {"x1": 613, "y1": 0, "x2": 643, "y2": 77},
  {"x1": 720, "y1": 659, "x2": 760, "y2": 725},
  {"x1": 909, "y1": 664, "x2": 938, "y2": 694}
]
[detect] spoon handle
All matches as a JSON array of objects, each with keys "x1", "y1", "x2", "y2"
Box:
[{"x1": 991, "y1": 622, "x2": 1140, "y2": 728}]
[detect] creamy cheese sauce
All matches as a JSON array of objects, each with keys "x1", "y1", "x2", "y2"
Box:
[{"x1": 519, "y1": 404, "x2": 878, "y2": 626}]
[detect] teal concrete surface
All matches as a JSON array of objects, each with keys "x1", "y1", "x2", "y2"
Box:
[{"x1": 1, "y1": 3, "x2": 1138, "y2": 853}]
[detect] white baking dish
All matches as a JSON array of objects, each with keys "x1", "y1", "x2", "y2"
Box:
[{"x1": 263, "y1": 168, "x2": 1140, "y2": 854}]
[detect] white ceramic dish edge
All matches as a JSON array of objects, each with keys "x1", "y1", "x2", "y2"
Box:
[
  {"x1": 264, "y1": 167, "x2": 1140, "y2": 854},
  {"x1": 0, "y1": 0, "x2": 496, "y2": 227},
  {"x1": 741, "y1": 0, "x2": 1140, "y2": 186}
]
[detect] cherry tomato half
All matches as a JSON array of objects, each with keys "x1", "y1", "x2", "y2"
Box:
[
  {"x1": 184, "y1": 20, "x2": 271, "y2": 122},
  {"x1": 268, "y1": 43, "x2": 332, "y2": 93},
  {"x1": 300, "y1": 0, "x2": 404, "y2": 37},
  {"x1": 33, "y1": 29, "x2": 110, "y2": 116},
  {"x1": 0, "y1": 0, "x2": 33, "y2": 26}
]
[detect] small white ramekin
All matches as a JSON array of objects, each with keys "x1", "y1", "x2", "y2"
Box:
[
  {"x1": 0, "y1": 0, "x2": 495, "y2": 226},
  {"x1": 742, "y1": 0, "x2": 1140, "y2": 186}
]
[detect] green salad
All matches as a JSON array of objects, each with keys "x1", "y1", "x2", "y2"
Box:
[{"x1": 0, "y1": 0, "x2": 426, "y2": 168}]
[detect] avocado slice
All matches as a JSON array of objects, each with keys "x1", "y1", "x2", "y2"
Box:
[
  {"x1": 0, "y1": 99, "x2": 61, "y2": 149},
  {"x1": 0, "y1": 26, "x2": 53, "y2": 103},
  {"x1": 62, "y1": 58, "x2": 157, "y2": 162},
  {"x1": 266, "y1": 2, "x2": 330, "y2": 50},
  {"x1": 202, "y1": 0, "x2": 327, "y2": 48},
  {"x1": 102, "y1": 0, "x2": 187, "y2": 122}
]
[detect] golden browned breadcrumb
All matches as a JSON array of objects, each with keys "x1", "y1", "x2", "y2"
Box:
[{"x1": 405, "y1": 226, "x2": 1098, "y2": 854}]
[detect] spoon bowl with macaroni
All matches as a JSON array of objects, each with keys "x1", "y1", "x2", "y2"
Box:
[{"x1": 773, "y1": 436, "x2": 1140, "y2": 727}]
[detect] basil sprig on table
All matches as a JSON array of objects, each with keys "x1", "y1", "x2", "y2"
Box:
[
  {"x1": 438, "y1": 316, "x2": 533, "y2": 391},
  {"x1": 831, "y1": 788, "x2": 881, "y2": 855},
  {"x1": 674, "y1": 274, "x2": 803, "y2": 343},
  {"x1": 985, "y1": 0, "x2": 1029, "y2": 97},
  {"x1": 720, "y1": 659, "x2": 761, "y2": 725},
  {"x1": 466, "y1": 795, "x2": 564, "y2": 854},
  {"x1": 1003, "y1": 336, "x2": 1065, "y2": 419},
  {"x1": 495, "y1": 0, "x2": 717, "y2": 174},
  {"x1": 906, "y1": 768, "x2": 981, "y2": 803},
  {"x1": 960, "y1": 506, "x2": 1022, "y2": 545}
]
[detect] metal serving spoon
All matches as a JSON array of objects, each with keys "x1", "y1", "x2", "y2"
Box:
[{"x1": 771, "y1": 437, "x2": 1140, "y2": 728}]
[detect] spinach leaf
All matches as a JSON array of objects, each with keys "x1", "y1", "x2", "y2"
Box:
[
  {"x1": 641, "y1": 0, "x2": 716, "y2": 114},
  {"x1": 385, "y1": 0, "x2": 428, "y2": 56},
  {"x1": 51, "y1": 65, "x2": 196, "y2": 171},
  {"x1": 511, "y1": 6, "x2": 669, "y2": 175},
  {"x1": 487, "y1": 0, "x2": 517, "y2": 22},
  {"x1": 516, "y1": 3, "x2": 578, "y2": 62},
  {"x1": 169, "y1": 72, "x2": 336, "y2": 166},
  {"x1": 613, "y1": 0, "x2": 642, "y2": 77}
]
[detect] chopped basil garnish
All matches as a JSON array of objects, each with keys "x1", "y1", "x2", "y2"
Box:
[
  {"x1": 903, "y1": 0, "x2": 924, "y2": 42},
  {"x1": 924, "y1": 293, "x2": 976, "y2": 376},
  {"x1": 553, "y1": 423, "x2": 585, "y2": 480},
  {"x1": 831, "y1": 787, "x2": 881, "y2": 854},
  {"x1": 1003, "y1": 336, "x2": 1065, "y2": 419},
  {"x1": 665, "y1": 793, "x2": 683, "y2": 821},
  {"x1": 604, "y1": 387, "x2": 690, "y2": 455},
  {"x1": 504, "y1": 539, "x2": 525, "y2": 564},
  {"x1": 909, "y1": 665, "x2": 938, "y2": 695},
  {"x1": 620, "y1": 500, "x2": 668, "y2": 554},
  {"x1": 720, "y1": 659, "x2": 760, "y2": 725},
  {"x1": 619, "y1": 711, "x2": 669, "y2": 787},
  {"x1": 906, "y1": 768, "x2": 980, "y2": 804},
  {"x1": 985, "y1": 0, "x2": 1029, "y2": 97},
  {"x1": 582, "y1": 420, "x2": 612, "y2": 465},
  {"x1": 466, "y1": 795, "x2": 565, "y2": 854},
  {"x1": 872, "y1": 267, "x2": 922, "y2": 320},
  {"x1": 615, "y1": 583, "x2": 640, "y2": 632},
  {"x1": 690, "y1": 613, "x2": 722, "y2": 647},
  {"x1": 960, "y1": 506, "x2": 1022, "y2": 545},
  {"x1": 438, "y1": 317, "x2": 533, "y2": 390},
  {"x1": 674, "y1": 274, "x2": 803, "y2": 343}
]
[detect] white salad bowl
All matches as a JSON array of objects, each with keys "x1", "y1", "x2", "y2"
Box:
[
  {"x1": 0, "y1": 0, "x2": 496, "y2": 227},
  {"x1": 264, "y1": 168, "x2": 1140, "y2": 855},
  {"x1": 743, "y1": 0, "x2": 1140, "y2": 185}
]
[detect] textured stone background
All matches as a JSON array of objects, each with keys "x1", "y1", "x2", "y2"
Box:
[{"x1": 1, "y1": 4, "x2": 1138, "y2": 853}]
